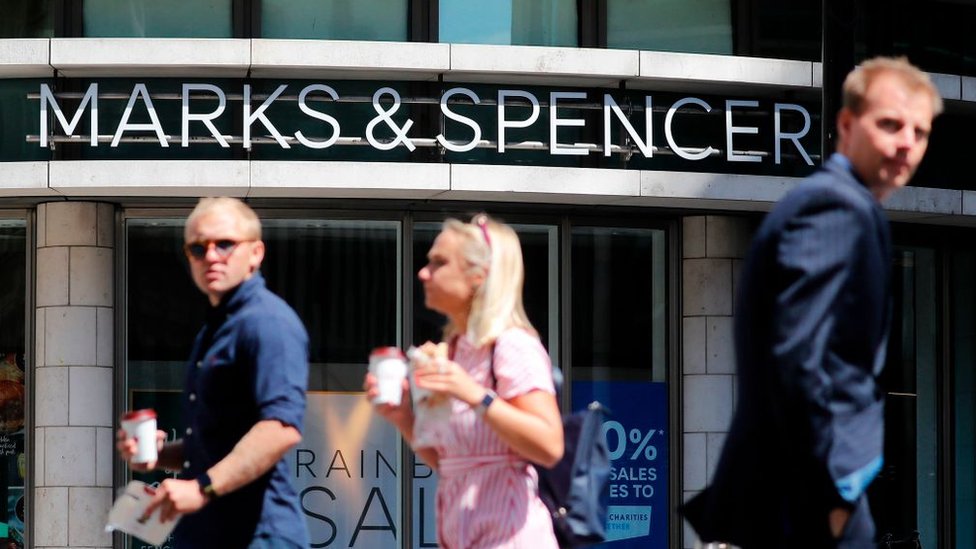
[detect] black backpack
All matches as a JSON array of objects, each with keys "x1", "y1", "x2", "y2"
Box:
[{"x1": 490, "y1": 351, "x2": 611, "y2": 548}]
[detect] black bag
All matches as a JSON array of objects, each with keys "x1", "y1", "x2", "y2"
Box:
[
  {"x1": 533, "y1": 399, "x2": 611, "y2": 548},
  {"x1": 489, "y1": 350, "x2": 611, "y2": 548}
]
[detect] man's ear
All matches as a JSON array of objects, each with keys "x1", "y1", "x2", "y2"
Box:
[
  {"x1": 249, "y1": 240, "x2": 265, "y2": 272},
  {"x1": 836, "y1": 108, "x2": 853, "y2": 146}
]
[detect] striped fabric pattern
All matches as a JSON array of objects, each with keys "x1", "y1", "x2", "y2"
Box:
[{"x1": 432, "y1": 328, "x2": 559, "y2": 549}]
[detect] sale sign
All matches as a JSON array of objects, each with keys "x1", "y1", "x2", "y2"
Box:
[{"x1": 572, "y1": 381, "x2": 669, "y2": 548}]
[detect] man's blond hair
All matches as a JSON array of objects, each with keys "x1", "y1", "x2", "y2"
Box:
[
  {"x1": 184, "y1": 197, "x2": 262, "y2": 241},
  {"x1": 843, "y1": 56, "x2": 943, "y2": 116}
]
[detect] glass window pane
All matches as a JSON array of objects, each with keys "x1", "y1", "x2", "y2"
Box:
[
  {"x1": 83, "y1": 0, "x2": 232, "y2": 38},
  {"x1": 0, "y1": 221, "x2": 27, "y2": 547},
  {"x1": 262, "y1": 0, "x2": 408, "y2": 41},
  {"x1": 867, "y1": 248, "x2": 938, "y2": 546},
  {"x1": 569, "y1": 225, "x2": 668, "y2": 549},
  {"x1": 858, "y1": 0, "x2": 976, "y2": 77},
  {"x1": 439, "y1": 0, "x2": 577, "y2": 47},
  {"x1": 0, "y1": 0, "x2": 53, "y2": 37},
  {"x1": 607, "y1": 0, "x2": 732, "y2": 54},
  {"x1": 954, "y1": 250, "x2": 976, "y2": 547},
  {"x1": 750, "y1": 0, "x2": 820, "y2": 62},
  {"x1": 571, "y1": 227, "x2": 666, "y2": 382}
]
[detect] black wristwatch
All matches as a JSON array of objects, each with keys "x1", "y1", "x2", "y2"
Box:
[
  {"x1": 196, "y1": 472, "x2": 219, "y2": 501},
  {"x1": 474, "y1": 389, "x2": 498, "y2": 416}
]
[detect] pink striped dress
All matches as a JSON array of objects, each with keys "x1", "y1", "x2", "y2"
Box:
[{"x1": 430, "y1": 328, "x2": 559, "y2": 549}]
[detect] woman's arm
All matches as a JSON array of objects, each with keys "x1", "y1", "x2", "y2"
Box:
[{"x1": 415, "y1": 359, "x2": 564, "y2": 467}]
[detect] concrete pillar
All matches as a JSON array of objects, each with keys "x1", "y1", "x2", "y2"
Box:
[
  {"x1": 34, "y1": 202, "x2": 115, "y2": 549},
  {"x1": 680, "y1": 215, "x2": 752, "y2": 549}
]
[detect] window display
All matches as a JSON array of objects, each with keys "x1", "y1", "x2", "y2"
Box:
[
  {"x1": 0, "y1": 223, "x2": 26, "y2": 548},
  {"x1": 125, "y1": 213, "x2": 670, "y2": 548}
]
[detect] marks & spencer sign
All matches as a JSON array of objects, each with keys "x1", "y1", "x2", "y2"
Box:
[{"x1": 31, "y1": 81, "x2": 816, "y2": 166}]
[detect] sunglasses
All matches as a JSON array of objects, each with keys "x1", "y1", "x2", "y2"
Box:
[{"x1": 184, "y1": 239, "x2": 251, "y2": 260}]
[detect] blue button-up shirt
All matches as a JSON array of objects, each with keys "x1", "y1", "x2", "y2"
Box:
[{"x1": 174, "y1": 273, "x2": 310, "y2": 548}]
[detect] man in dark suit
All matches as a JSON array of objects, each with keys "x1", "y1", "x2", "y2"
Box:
[{"x1": 682, "y1": 57, "x2": 942, "y2": 549}]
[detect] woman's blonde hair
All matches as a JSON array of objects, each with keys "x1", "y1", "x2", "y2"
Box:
[{"x1": 441, "y1": 214, "x2": 535, "y2": 347}]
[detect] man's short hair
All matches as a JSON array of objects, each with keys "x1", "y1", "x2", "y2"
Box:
[
  {"x1": 842, "y1": 56, "x2": 943, "y2": 116},
  {"x1": 185, "y1": 197, "x2": 262, "y2": 241}
]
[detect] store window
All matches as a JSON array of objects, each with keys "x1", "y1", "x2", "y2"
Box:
[
  {"x1": 83, "y1": 0, "x2": 232, "y2": 38},
  {"x1": 0, "y1": 220, "x2": 27, "y2": 548},
  {"x1": 607, "y1": 0, "x2": 732, "y2": 54},
  {"x1": 262, "y1": 0, "x2": 408, "y2": 41},
  {"x1": 953, "y1": 250, "x2": 976, "y2": 547},
  {"x1": 125, "y1": 212, "x2": 672, "y2": 548},
  {"x1": 570, "y1": 226, "x2": 668, "y2": 548},
  {"x1": 0, "y1": 0, "x2": 52, "y2": 37},
  {"x1": 439, "y1": 0, "x2": 577, "y2": 47}
]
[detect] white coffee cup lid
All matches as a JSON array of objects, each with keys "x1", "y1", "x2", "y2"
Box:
[
  {"x1": 121, "y1": 409, "x2": 156, "y2": 422},
  {"x1": 370, "y1": 347, "x2": 405, "y2": 360}
]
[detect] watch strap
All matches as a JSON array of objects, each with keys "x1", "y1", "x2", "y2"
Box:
[
  {"x1": 196, "y1": 472, "x2": 218, "y2": 500},
  {"x1": 475, "y1": 389, "x2": 498, "y2": 416}
]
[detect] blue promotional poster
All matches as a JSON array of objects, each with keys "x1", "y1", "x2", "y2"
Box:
[{"x1": 572, "y1": 381, "x2": 669, "y2": 548}]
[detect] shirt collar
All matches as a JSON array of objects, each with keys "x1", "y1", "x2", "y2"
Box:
[
  {"x1": 209, "y1": 272, "x2": 264, "y2": 318},
  {"x1": 827, "y1": 152, "x2": 870, "y2": 187}
]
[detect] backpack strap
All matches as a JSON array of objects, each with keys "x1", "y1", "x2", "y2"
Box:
[{"x1": 486, "y1": 337, "x2": 563, "y2": 400}]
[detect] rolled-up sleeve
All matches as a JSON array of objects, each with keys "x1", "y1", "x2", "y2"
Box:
[{"x1": 243, "y1": 311, "x2": 309, "y2": 433}]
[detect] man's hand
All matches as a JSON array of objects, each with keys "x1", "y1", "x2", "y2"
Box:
[
  {"x1": 829, "y1": 507, "x2": 851, "y2": 538},
  {"x1": 116, "y1": 428, "x2": 167, "y2": 472},
  {"x1": 141, "y1": 478, "x2": 208, "y2": 523}
]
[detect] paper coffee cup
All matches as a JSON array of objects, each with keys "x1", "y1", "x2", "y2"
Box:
[
  {"x1": 369, "y1": 347, "x2": 408, "y2": 406},
  {"x1": 121, "y1": 409, "x2": 158, "y2": 464}
]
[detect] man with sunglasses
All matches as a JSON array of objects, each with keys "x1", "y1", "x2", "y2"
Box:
[{"x1": 117, "y1": 197, "x2": 310, "y2": 549}]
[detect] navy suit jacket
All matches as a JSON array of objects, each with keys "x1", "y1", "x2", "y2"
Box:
[{"x1": 683, "y1": 156, "x2": 891, "y2": 548}]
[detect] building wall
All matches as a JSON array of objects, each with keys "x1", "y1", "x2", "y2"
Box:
[
  {"x1": 681, "y1": 215, "x2": 752, "y2": 549},
  {"x1": 34, "y1": 202, "x2": 115, "y2": 549}
]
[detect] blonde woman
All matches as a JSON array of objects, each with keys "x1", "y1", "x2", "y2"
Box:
[{"x1": 366, "y1": 214, "x2": 564, "y2": 548}]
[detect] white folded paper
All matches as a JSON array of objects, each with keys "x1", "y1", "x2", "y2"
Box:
[{"x1": 105, "y1": 480, "x2": 179, "y2": 547}]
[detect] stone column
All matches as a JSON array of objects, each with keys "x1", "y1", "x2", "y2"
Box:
[
  {"x1": 680, "y1": 215, "x2": 752, "y2": 549},
  {"x1": 34, "y1": 202, "x2": 115, "y2": 549}
]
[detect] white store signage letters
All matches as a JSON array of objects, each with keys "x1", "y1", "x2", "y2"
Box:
[{"x1": 37, "y1": 82, "x2": 814, "y2": 165}]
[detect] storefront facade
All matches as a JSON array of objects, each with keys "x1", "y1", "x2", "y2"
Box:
[{"x1": 2, "y1": 2, "x2": 976, "y2": 548}]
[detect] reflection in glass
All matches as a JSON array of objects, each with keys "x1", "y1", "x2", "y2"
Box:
[
  {"x1": 262, "y1": 0, "x2": 408, "y2": 41},
  {"x1": 84, "y1": 0, "x2": 232, "y2": 38},
  {"x1": 607, "y1": 0, "x2": 732, "y2": 54},
  {"x1": 439, "y1": 0, "x2": 576, "y2": 46},
  {"x1": 0, "y1": 0, "x2": 52, "y2": 37}
]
